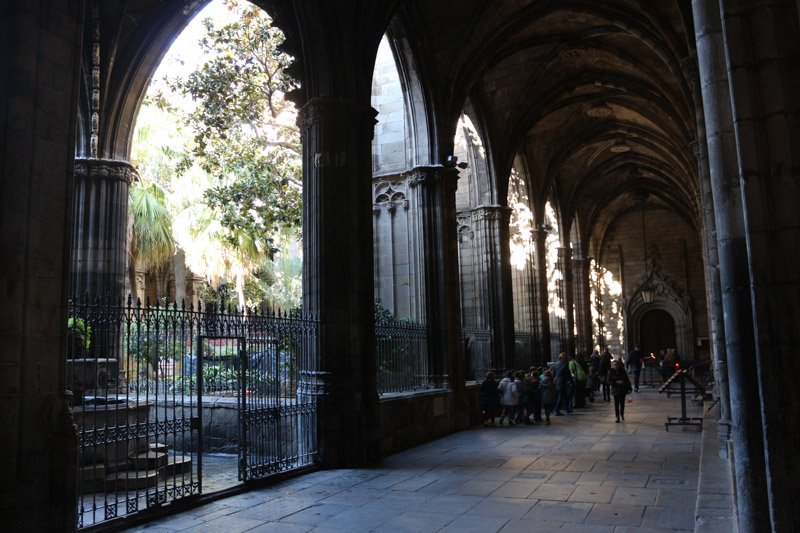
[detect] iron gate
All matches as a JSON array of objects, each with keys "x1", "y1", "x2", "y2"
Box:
[{"x1": 69, "y1": 296, "x2": 319, "y2": 529}]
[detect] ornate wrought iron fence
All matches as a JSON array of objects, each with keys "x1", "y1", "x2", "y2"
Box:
[
  {"x1": 68, "y1": 295, "x2": 318, "y2": 529},
  {"x1": 375, "y1": 318, "x2": 429, "y2": 394},
  {"x1": 462, "y1": 327, "x2": 492, "y2": 381}
]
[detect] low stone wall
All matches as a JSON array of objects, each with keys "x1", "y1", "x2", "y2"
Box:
[{"x1": 378, "y1": 383, "x2": 482, "y2": 455}]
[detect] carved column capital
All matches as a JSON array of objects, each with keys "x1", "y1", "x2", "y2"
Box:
[
  {"x1": 405, "y1": 165, "x2": 459, "y2": 192},
  {"x1": 681, "y1": 54, "x2": 700, "y2": 84},
  {"x1": 297, "y1": 97, "x2": 377, "y2": 132},
  {"x1": 689, "y1": 140, "x2": 701, "y2": 160},
  {"x1": 74, "y1": 158, "x2": 137, "y2": 183},
  {"x1": 470, "y1": 205, "x2": 512, "y2": 224}
]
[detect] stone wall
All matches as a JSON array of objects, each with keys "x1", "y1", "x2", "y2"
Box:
[
  {"x1": 0, "y1": 2, "x2": 83, "y2": 530},
  {"x1": 378, "y1": 385, "x2": 481, "y2": 455},
  {"x1": 371, "y1": 37, "x2": 407, "y2": 175},
  {"x1": 596, "y1": 207, "x2": 708, "y2": 357}
]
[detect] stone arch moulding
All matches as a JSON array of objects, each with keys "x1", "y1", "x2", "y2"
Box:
[{"x1": 626, "y1": 268, "x2": 694, "y2": 360}]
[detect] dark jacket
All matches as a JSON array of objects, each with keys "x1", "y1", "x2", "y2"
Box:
[
  {"x1": 627, "y1": 349, "x2": 644, "y2": 371},
  {"x1": 598, "y1": 352, "x2": 612, "y2": 377},
  {"x1": 540, "y1": 376, "x2": 556, "y2": 405},
  {"x1": 554, "y1": 360, "x2": 570, "y2": 390},
  {"x1": 607, "y1": 367, "x2": 632, "y2": 396},
  {"x1": 480, "y1": 378, "x2": 501, "y2": 411},
  {"x1": 589, "y1": 351, "x2": 601, "y2": 372}
]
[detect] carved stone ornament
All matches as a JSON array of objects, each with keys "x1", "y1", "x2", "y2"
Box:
[
  {"x1": 74, "y1": 158, "x2": 138, "y2": 184},
  {"x1": 298, "y1": 97, "x2": 378, "y2": 131},
  {"x1": 457, "y1": 214, "x2": 473, "y2": 242},
  {"x1": 470, "y1": 205, "x2": 511, "y2": 223},
  {"x1": 405, "y1": 165, "x2": 459, "y2": 191}
]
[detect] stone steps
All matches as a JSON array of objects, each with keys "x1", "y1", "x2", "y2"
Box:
[{"x1": 130, "y1": 451, "x2": 168, "y2": 470}]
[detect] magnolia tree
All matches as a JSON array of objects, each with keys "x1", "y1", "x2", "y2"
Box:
[{"x1": 131, "y1": 0, "x2": 302, "y2": 311}]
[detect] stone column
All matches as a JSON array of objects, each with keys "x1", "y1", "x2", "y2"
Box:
[
  {"x1": 0, "y1": 2, "x2": 83, "y2": 530},
  {"x1": 532, "y1": 229, "x2": 552, "y2": 361},
  {"x1": 71, "y1": 158, "x2": 135, "y2": 300},
  {"x1": 407, "y1": 165, "x2": 463, "y2": 390},
  {"x1": 557, "y1": 247, "x2": 575, "y2": 356},
  {"x1": 692, "y1": 0, "x2": 770, "y2": 529},
  {"x1": 719, "y1": 1, "x2": 800, "y2": 530},
  {"x1": 685, "y1": 52, "x2": 732, "y2": 456},
  {"x1": 572, "y1": 256, "x2": 593, "y2": 357},
  {"x1": 299, "y1": 97, "x2": 381, "y2": 466},
  {"x1": 469, "y1": 205, "x2": 515, "y2": 371}
]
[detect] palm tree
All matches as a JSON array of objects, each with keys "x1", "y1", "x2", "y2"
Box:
[{"x1": 128, "y1": 180, "x2": 175, "y2": 303}]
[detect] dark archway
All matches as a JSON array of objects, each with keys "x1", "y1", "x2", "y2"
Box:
[{"x1": 640, "y1": 308, "x2": 675, "y2": 359}]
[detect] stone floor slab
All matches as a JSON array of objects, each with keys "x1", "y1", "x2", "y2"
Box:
[{"x1": 118, "y1": 389, "x2": 727, "y2": 533}]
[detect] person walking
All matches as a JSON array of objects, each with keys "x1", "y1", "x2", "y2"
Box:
[
  {"x1": 607, "y1": 359, "x2": 632, "y2": 422},
  {"x1": 598, "y1": 349, "x2": 613, "y2": 402},
  {"x1": 626, "y1": 345, "x2": 644, "y2": 392},
  {"x1": 497, "y1": 371, "x2": 518, "y2": 425},
  {"x1": 479, "y1": 371, "x2": 501, "y2": 427}
]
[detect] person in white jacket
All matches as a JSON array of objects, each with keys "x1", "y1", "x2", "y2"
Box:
[{"x1": 497, "y1": 371, "x2": 518, "y2": 426}]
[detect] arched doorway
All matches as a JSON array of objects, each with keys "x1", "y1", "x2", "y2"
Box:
[{"x1": 639, "y1": 309, "x2": 676, "y2": 359}]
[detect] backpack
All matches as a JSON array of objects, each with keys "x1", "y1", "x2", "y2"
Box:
[{"x1": 570, "y1": 360, "x2": 587, "y2": 381}]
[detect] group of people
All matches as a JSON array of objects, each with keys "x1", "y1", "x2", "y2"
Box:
[{"x1": 479, "y1": 348, "x2": 636, "y2": 426}]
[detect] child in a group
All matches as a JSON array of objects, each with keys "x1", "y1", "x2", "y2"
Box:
[{"x1": 540, "y1": 370, "x2": 556, "y2": 424}]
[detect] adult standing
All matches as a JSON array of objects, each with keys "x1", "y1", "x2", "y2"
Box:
[
  {"x1": 497, "y1": 371, "x2": 518, "y2": 426},
  {"x1": 554, "y1": 352, "x2": 572, "y2": 415},
  {"x1": 598, "y1": 349, "x2": 613, "y2": 402},
  {"x1": 626, "y1": 345, "x2": 644, "y2": 392},
  {"x1": 608, "y1": 359, "x2": 632, "y2": 422},
  {"x1": 589, "y1": 349, "x2": 601, "y2": 394},
  {"x1": 479, "y1": 371, "x2": 501, "y2": 427},
  {"x1": 570, "y1": 353, "x2": 588, "y2": 408}
]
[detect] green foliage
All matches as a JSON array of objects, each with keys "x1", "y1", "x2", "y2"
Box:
[
  {"x1": 67, "y1": 317, "x2": 92, "y2": 356},
  {"x1": 129, "y1": 181, "x2": 175, "y2": 269},
  {"x1": 170, "y1": 0, "x2": 301, "y2": 255}
]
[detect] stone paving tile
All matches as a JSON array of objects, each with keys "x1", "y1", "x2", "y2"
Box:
[
  {"x1": 499, "y1": 519, "x2": 562, "y2": 532},
  {"x1": 655, "y1": 488, "x2": 697, "y2": 509},
  {"x1": 449, "y1": 478, "x2": 505, "y2": 496},
  {"x1": 466, "y1": 496, "x2": 537, "y2": 519},
  {"x1": 557, "y1": 524, "x2": 615, "y2": 532},
  {"x1": 247, "y1": 522, "x2": 311, "y2": 533},
  {"x1": 575, "y1": 472, "x2": 608, "y2": 485},
  {"x1": 371, "y1": 510, "x2": 456, "y2": 533},
  {"x1": 491, "y1": 480, "x2": 542, "y2": 498},
  {"x1": 601, "y1": 473, "x2": 650, "y2": 488},
  {"x1": 529, "y1": 482, "x2": 577, "y2": 501},
  {"x1": 437, "y1": 514, "x2": 508, "y2": 533},
  {"x1": 568, "y1": 484, "x2": 616, "y2": 503},
  {"x1": 548, "y1": 471, "x2": 582, "y2": 484},
  {"x1": 318, "y1": 487, "x2": 383, "y2": 506},
  {"x1": 120, "y1": 389, "x2": 723, "y2": 533},
  {"x1": 641, "y1": 504, "x2": 696, "y2": 530},
  {"x1": 477, "y1": 467, "x2": 524, "y2": 481},
  {"x1": 565, "y1": 459, "x2": 597, "y2": 472},
  {"x1": 614, "y1": 526, "x2": 692, "y2": 533},
  {"x1": 413, "y1": 493, "x2": 483, "y2": 515},
  {"x1": 584, "y1": 503, "x2": 644, "y2": 527},
  {"x1": 231, "y1": 498, "x2": 315, "y2": 521},
  {"x1": 188, "y1": 514, "x2": 266, "y2": 532},
  {"x1": 523, "y1": 500, "x2": 594, "y2": 522},
  {"x1": 278, "y1": 503, "x2": 349, "y2": 526},
  {"x1": 311, "y1": 506, "x2": 390, "y2": 532},
  {"x1": 610, "y1": 486, "x2": 658, "y2": 506},
  {"x1": 368, "y1": 491, "x2": 430, "y2": 511}
]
